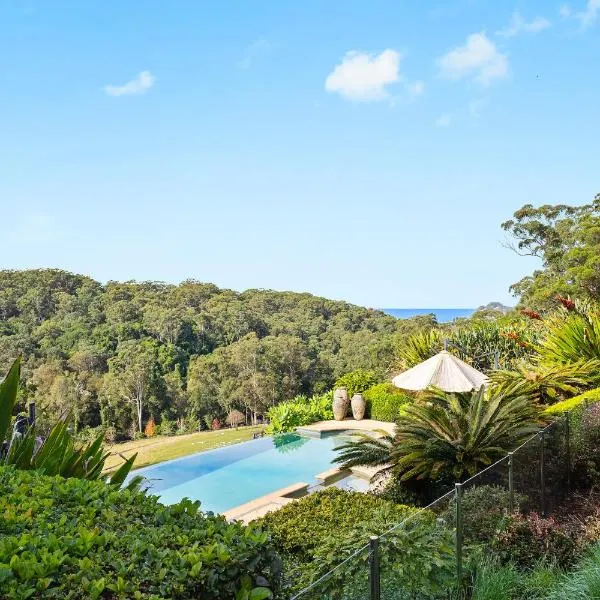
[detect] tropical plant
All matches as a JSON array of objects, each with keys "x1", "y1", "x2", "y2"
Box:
[
  {"x1": 536, "y1": 302, "x2": 600, "y2": 366},
  {"x1": 335, "y1": 387, "x2": 540, "y2": 483},
  {"x1": 0, "y1": 357, "x2": 140, "y2": 488},
  {"x1": 265, "y1": 391, "x2": 333, "y2": 434},
  {"x1": 396, "y1": 329, "x2": 443, "y2": 369},
  {"x1": 490, "y1": 361, "x2": 600, "y2": 405}
]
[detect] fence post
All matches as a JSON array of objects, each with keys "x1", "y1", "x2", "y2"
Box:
[
  {"x1": 566, "y1": 412, "x2": 571, "y2": 495},
  {"x1": 455, "y1": 483, "x2": 463, "y2": 585},
  {"x1": 540, "y1": 430, "x2": 546, "y2": 516},
  {"x1": 369, "y1": 536, "x2": 380, "y2": 600},
  {"x1": 508, "y1": 452, "x2": 514, "y2": 513}
]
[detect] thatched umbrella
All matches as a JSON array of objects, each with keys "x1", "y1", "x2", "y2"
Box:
[{"x1": 392, "y1": 350, "x2": 488, "y2": 393}]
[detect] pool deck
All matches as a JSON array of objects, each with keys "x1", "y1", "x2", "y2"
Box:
[{"x1": 295, "y1": 418, "x2": 395, "y2": 438}]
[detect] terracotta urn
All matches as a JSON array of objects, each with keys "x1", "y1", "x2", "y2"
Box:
[
  {"x1": 351, "y1": 393, "x2": 366, "y2": 420},
  {"x1": 333, "y1": 387, "x2": 349, "y2": 421}
]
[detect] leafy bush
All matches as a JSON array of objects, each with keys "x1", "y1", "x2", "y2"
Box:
[
  {"x1": 442, "y1": 485, "x2": 528, "y2": 545},
  {"x1": 0, "y1": 466, "x2": 280, "y2": 599},
  {"x1": 257, "y1": 487, "x2": 454, "y2": 597},
  {"x1": 333, "y1": 370, "x2": 379, "y2": 398},
  {"x1": 363, "y1": 383, "x2": 410, "y2": 421},
  {"x1": 265, "y1": 392, "x2": 333, "y2": 434},
  {"x1": 492, "y1": 512, "x2": 578, "y2": 569},
  {"x1": 543, "y1": 388, "x2": 600, "y2": 416}
]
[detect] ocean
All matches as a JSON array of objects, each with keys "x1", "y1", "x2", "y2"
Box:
[{"x1": 381, "y1": 308, "x2": 475, "y2": 323}]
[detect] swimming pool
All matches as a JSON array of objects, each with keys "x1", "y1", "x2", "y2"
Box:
[{"x1": 130, "y1": 433, "x2": 360, "y2": 514}]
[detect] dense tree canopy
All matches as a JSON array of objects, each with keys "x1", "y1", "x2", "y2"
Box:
[
  {"x1": 0, "y1": 269, "x2": 428, "y2": 438},
  {"x1": 502, "y1": 194, "x2": 600, "y2": 308}
]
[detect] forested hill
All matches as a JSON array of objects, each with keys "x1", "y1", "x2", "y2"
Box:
[{"x1": 0, "y1": 269, "x2": 431, "y2": 439}]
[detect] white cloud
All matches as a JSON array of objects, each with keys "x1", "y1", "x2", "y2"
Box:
[
  {"x1": 406, "y1": 80, "x2": 425, "y2": 99},
  {"x1": 437, "y1": 33, "x2": 509, "y2": 85},
  {"x1": 576, "y1": 0, "x2": 600, "y2": 28},
  {"x1": 559, "y1": 4, "x2": 572, "y2": 18},
  {"x1": 104, "y1": 71, "x2": 156, "y2": 97},
  {"x1": 325, "y1": 49, "x2": 402, "y2": 102},
  {"x1": 435, "y1": 113, "x2": 452, "y2": 127},
  {"x1": 497, "y1": 12, "x2": 551, "y2": 37},
  {"x1": 237, "y1": 39, "x2": 270, "y2": 69}
]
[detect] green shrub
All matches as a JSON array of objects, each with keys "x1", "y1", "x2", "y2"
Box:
[
  {"x1": 265, "y1": 392, "x2": 333, "y2": 434},
  {"x1": 158, "y1": 418, "x2": 176, "y2": 435},
  {"x1": 492, "y1": 512, "x2": 578, "y2": 569},
  {"x1": 257, "y1": 487, "x2": 455, "y2": 597},
  {"x1": 363, "y1": 383, "x2": 410, "y2": 421},
  {"x1": 543, "y1": 388, "x2": 600, "y2": 416},
  {"x1": 0, "y1": 466, "x2": 280, "y2": 599},
  {"x1": 333, "y1": 370, "x2": 379, "y2": 398},
  {"x1": 442, "y1": 485, "x2": 528, "y2": 545}
]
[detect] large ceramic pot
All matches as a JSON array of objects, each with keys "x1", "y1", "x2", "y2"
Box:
[
  {"x1": 351, "y1": 393, "x2": 366, "y2": 421},
  {"x1": 333, "y1": 387, "x2": 349, "y2": 421}
]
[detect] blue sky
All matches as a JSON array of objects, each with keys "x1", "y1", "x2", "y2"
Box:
[{"x1": 1, "y1": 0, "x2": 599, "y2": 308}]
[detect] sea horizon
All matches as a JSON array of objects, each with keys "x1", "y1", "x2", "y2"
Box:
[{"x1": 381, "y1": 308, "x2": 475, "y2": 323}]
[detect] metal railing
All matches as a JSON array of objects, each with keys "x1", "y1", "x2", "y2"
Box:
[{"x1": 288, "y1": 401, "x2": 594, "y2": 600}]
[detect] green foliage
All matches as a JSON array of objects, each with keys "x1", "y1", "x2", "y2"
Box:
[
  {"x1": 467, "y1": 560, "x2": 563, "y2": 600},
  {"x1": 0, "y1": 359, "x2": 138, "y2": 488},
  {"x1": 333, "y1": 369, "x2": 379, "y2": 398},
  {"x1": 502, "y1": 195, "x2": 600, "y2": 307},
  {"x1": 492, "y1": 512, "x2": 578, "y2": 569},
  {"x1": 396, "y1": 320, "x2": 537, "y2": 374},
  {"x1": 257, "y1": 487, "x2": 454, "y2": 597},
  {"x1": 543, "y1": 388, "x2": 600, "y2": 416},
  {"x1": 363, "y1": 383, "x2": 410, "y2": 421},
  {"x1": 336, "y1": 387, "x2": 540, "y2": 485},
  {"x1": 442, "y1": 485, "x2": 528, "y2": 545},
  {"x1": 396, "y1": 329, "x2": 442, "y2": 369},
  {"x1": 0, "y1": 466, "x2": 280, "y2": 599},
  {"x1": 536, "y1": 304, "x2": 600, "y2": 367},
  {"x1": 0, "y1": 269, "x2": 423, "y2": 439},
  {"x1": 265, "y1": 392, "x2": 333, "y2": 434},
  {"x1": 490, "y1": 360, "x2": 600, "y2": 405},
  {"x1": 545, "y1": 541, "x2": 600, "y2": 599}
]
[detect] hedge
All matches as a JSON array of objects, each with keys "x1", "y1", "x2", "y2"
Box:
[
  {"x1": 0, "y1": 466, "x2": 280, "y2": 599},
  {"x1": 257, "y1": 488, "x2": 455, "y2": 597},
  {"x1": 543, "y1": 388, "x2": 600, "y2": 416},
  {"x1": 363, "y1": 383, "x2": 411, "y2": 421}
]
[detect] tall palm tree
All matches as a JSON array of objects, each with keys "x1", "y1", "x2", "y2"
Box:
[{"x1": 335, "y1": 387, "x2": 539, "y2": 483}]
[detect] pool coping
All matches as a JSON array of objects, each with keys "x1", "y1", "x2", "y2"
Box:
[
  {"x1": 223, "y1": 482, "x2": 310, "y2": 523},
  {"x1": 295, "y1": 418, "x2": 395, "y2": 438}
]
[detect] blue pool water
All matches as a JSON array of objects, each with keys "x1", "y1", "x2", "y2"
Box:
[
  {"x1": 130, "y1": 433, "x2": 352, "y2": 514},
  {"x1": 382, "y1": 308, "x2": 475, "y2": 323}
]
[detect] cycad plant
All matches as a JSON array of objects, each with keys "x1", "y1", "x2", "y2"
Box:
[
  {"x1": 536, "y1": 301, "x2": 600, "y2": 366},
  {"x1": 0, "y1": 357, "x2": 140, "y2": 489},
  {"x1": 335, "y1": 387, "x2": 540, "y2": 483},
  {"x1": 489, "y1": 360, "x2": 600, "y2": 405}
]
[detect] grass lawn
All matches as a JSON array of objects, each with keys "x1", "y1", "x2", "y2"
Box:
[{"x1": 104, "y1": 425, "x2": 266, "y2": 471}]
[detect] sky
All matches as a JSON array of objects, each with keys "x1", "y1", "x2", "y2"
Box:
[{"x1": 1, "y1": 0, "x2": 599, "y2": 308}]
